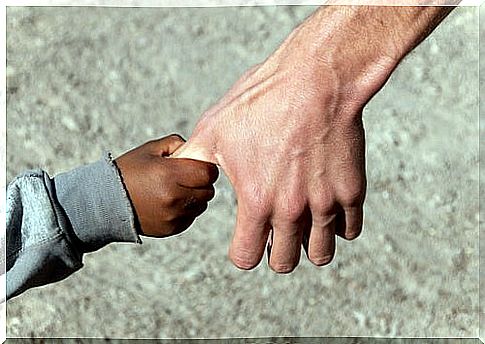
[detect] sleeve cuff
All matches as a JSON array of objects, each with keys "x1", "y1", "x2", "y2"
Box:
[{"x1": 53, "y1": 153, "x2": 142, "y2": 253}]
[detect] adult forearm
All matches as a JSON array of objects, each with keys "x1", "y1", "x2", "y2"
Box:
[
  {"x1": 267, "y1": 5, "x2": 458, "y2": 111},
  {"x1": 311, "y1": 6, "x2": 453, "y2": 60}
]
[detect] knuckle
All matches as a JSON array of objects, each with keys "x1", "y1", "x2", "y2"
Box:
[
  {"x1": 165, "y1": 213, "x2": 180, "y2": 223},
  {"x1": 200, "y1": 166, "x2": 218, "y2": 185},
  {"x1": 275, "y1": 203, "x2": 305, "y2": 225},
  {"x1": 287, "y1": 209, "x2": 304, "y2": 224},
  {"x1": 244, "y1": 205, "x2": 269, "y2": 223},
  {"x1": 240, "y1": 183, "x2": 266, "y2": 202},
  {"x1": 168, "y1": 133, "x2": 185, "y2": 142},
  {"x1": 311, "y1": 200, "x2": 335, "y2": 217},
  {"x1": 163, "y1": 222, "x2": 180, "y2": 235},
  {"x1": 237, "y1": 191, "x2": 272, "y2": 225},
  {"x1": 164, "y1": 194, "x2": 178, "y2": 208},
  {"x1": 242, "y1": 194, "x2": 272, "y2": 220},
  {"x1": 338, "y1": 185, "x2": 365, "y2": 207},
  {"x1": 205, "y1": 164, "x2": 219, "y2": 183}
]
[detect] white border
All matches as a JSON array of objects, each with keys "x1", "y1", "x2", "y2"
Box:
[
  {"x1": 1, "y1": 1, "x2": 6, "y2": 343},
  {"x1": 2, "y1": 0, "x2": 484, "y2": 6},
  {"x1": 1, "y1": 0, "x2": 482, "y2": 342}
]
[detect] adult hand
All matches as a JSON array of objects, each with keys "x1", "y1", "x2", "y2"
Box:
[
  {"x1": 116, "y1": 134, "x2": 219, "y2": 238},
  {"x1": 175, "y1": 6, "x2": 455, "y2": 272}
]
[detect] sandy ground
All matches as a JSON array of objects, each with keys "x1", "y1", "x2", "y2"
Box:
[
  {"x1": 3, "y1": 339, "x2": 483, "y2": 344},
  {"x1": 480, "y1": 4, "x2": 485, "y2": 342},
  {"x1": 6, "y1": 5, "x2": 480, "y2": 339}
]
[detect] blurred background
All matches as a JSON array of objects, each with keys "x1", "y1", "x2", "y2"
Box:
[
  {"x1": 6, "y1": 5, "x2": 479, "y2": 338},
  {"x1": 480, "y1": 3, "x2": 485, "y2": 342}
]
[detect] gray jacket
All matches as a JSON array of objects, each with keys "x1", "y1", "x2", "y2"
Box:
[{"x1": 5, "y1": 153, "x2": 142, "y2": 300}]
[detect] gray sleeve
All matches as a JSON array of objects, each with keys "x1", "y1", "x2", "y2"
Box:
[
  {"x1": 6, "y1": 153, "x2": 141, "y2": 300},
  {"x1": 53, "y1": 153, "x2": 141, "y2": 253}
]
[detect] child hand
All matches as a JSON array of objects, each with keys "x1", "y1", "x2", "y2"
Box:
[{"x1": 115, "y1": 134, "x2": 219, "y2": 238}]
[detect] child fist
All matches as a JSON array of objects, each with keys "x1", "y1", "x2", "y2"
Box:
[{"x1": 115, "y1": 134, "x2": 218, "y2": 238}]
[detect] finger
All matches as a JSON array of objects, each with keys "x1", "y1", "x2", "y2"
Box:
[
  {"x1": 179, "y1": 186, "x2": 215, "y2": 205},
  {"x1": 191, "y1": 186, "x2": 216, "y2": 202},
  {"x1": 173, "y1": 65, "x2": 262, "y2": 163},
  {"x1": 305, "y1": 215, "x2": 336, "y2": 266},
  {"x1": 335, "y1": 206, "x2": 364, "y2": 240},
  {"x1": 171, "y1": 125, "x2": 217, "y2": 163},
  {"x1": 146, "y1": 134, "x2": 186, "y2": 156},
  {"x1": 268, "y1": 219, "x2": 305, "y2": 274},
  {"x1": 183, "y1": 201, "x2": 209, "y2": 217},
  {"x1": 169, "y1": 217, "x2": 197, "y2": 236},
  {"x1": 171, "y1": 159, "x2": 219, "y2": 188},
  {"x1": 173, "y1": 142, "x2": 215, "y2": 163},
  {"x1": 229, "y1": 203, "x2": 270, "y2": 270}
]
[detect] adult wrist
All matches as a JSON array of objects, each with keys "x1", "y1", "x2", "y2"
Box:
[
  {"x1": 271, "y1": 5, "x2": 455, "y2": 111},
  {"x1": 270, "y1": 7, "x2": 402, "y2": 111}
]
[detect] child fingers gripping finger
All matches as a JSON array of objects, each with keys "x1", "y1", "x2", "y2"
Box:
[{"x1": 115, "y1": 134, "x2": 219, "y2": 238}]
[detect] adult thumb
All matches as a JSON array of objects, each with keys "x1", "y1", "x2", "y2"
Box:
[
  {"x1": 172, "y1": 140, "x2": 212, "y2": 163},
  {"x1": 171, "y1": 120, "x2": 218, "y2": 165}
]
